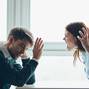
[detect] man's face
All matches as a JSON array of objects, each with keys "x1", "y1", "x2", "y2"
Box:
[{"x1": 9, "y1": 38, "x2": 31, "y2": 58}]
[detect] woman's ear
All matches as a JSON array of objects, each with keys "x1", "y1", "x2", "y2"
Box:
[{"x1": 74, "y1": 37, "x2": 78, "y2": 45}]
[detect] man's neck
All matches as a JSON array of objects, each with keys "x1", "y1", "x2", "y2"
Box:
[{"x1": 7, "y1": 46, "x2": 16, "y2": 59}]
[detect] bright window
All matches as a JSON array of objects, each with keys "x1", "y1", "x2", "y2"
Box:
[
  {"x1": 30, "y1": 0, "x2": 89, "y2": 42},
  {"x1": 30, "y1": 0, "x2": 89, "y2": 87},
  {"x1": 0, "y1": 0, "x2": 7, "y2": 41}
]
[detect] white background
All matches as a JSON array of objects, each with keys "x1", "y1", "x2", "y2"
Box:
[
  {"x1": 30, "y1": 0, "x2": 89, "y2": 42},
  {"x1": 0, "y1": 0, "x2": 7, "y2": 41}
]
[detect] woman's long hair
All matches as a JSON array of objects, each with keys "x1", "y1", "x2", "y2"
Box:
[{"x1": 66, "y1": 22, "x2": 86, "y2": 64}]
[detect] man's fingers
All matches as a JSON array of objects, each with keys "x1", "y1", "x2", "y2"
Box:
[
  {"x1": 34, "y1": 37, "x2": 39, "y2": 48},
  {"x1": 34, "y1": 37, "x2": 44, "y2": 50}
]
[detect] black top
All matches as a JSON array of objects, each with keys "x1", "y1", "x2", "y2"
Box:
[{"x1": 0, "y1": 50, "x2": 38, "y2": 89}]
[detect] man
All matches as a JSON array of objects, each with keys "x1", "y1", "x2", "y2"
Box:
[{"x1": 0, "y1": 27, "x2": 44, "y2": 89}]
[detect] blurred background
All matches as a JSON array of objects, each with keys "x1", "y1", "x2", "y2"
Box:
[{"x1": 1, "y1": 0, "x2": 89, "y2": 88}]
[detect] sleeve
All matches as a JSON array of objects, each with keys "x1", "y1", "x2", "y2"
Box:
[
  {"x1": 0, "y1": 51, "x2": 38, "y2": 87},
  {"x1": 22, "y1": 58, "x2": 36, "y2": 84},
  {"x1": 85, "y1": 52, "x2": 89, "y2": 79}
]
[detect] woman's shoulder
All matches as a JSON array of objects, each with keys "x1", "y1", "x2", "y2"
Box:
[{"x1": 81, "y1": 51, "x2": 89, "y2": 63}]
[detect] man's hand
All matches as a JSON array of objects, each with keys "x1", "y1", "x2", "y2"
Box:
[{"x1": 33, "y1": 38, "x2": 44, "y2": 60}]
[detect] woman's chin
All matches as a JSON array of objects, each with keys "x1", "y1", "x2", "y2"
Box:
[{"x1": 67, "y1": 46, "x2": 72, "y2": 51}]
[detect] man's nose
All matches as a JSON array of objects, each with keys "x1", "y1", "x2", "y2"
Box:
[{"x1": 19, "y1": 49, "x2": 25, "y2": 54}]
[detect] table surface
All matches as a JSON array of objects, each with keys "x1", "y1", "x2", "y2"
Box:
[{"x1": 16, "y1": 81, "x2": 89, "y2": 89}]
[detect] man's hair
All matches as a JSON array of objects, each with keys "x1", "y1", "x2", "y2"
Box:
[{"x1": 8, "y1": 27, "x2": 34, "y2": 46}]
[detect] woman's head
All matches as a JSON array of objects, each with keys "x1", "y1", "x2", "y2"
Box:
[
  {"x1": 64, "y1": 22, "x2": 85, "y2": 51},
  {"x1": 64, "y1": 22, "x2": 86, "y2": 64}
]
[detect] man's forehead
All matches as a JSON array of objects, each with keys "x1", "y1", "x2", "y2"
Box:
[{"x1": 15, "y1": 39, "x2": 31, "y2": 47}]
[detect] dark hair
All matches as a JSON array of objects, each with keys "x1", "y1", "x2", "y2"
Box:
[
  {"x1": 8, "y1": 27, "x2": 34, "y2": 46},
  {"x1": 66, "y1": 22, "x2": 86, "y2": 64}
]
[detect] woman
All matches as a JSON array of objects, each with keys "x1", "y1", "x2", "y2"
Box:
[{"x1": 64, "y1": 22, "x2": 89, "y2": 79}]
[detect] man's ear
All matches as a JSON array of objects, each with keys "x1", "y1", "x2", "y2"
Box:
[{"x1": 8, "y1": 36, "x2": 15, "y2": 45}]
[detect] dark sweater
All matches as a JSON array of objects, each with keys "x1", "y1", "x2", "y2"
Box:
[{"x1": 0, "y1": 50, "x2": 38, "y2": 89}]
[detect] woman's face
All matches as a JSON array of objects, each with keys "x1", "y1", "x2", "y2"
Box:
[{"x1": 63, "y1": 30, "x2": 77, "y2": 50}]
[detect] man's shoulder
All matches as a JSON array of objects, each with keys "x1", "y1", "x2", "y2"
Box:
[
  {"x1": 0, "y1": 42, "x2": 6, "y2": 58},
  {"x1": 0, "y1": 50, "x2": 5, "y2": 58},
  {"x1": 0, "y1": 50, "x2": 6, "y2": 65}
]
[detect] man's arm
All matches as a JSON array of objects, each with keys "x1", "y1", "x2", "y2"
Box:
[
  {"x1": 20, "y1": 37, "x2": 44, "y2": 85},
  {"x1": 22, "y1": 58, "x2": 35, "y2": 84},
  {"x1": 0, "y1": 38, "x2": 44, "y2": 87},
  {"x1": 0, "y1": 51, "x2": 38, "y2": 87}
]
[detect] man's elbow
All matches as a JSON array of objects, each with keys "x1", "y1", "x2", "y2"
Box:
[
  {"x1": 16, "y1": 79, "x2": 35, "y2": 87},
  {"x1": 16, "y1": 83, "x2": 24, "y2": 87},
  {"x1": 26, "y1": 78, "x2": 35, "y2": 85}
]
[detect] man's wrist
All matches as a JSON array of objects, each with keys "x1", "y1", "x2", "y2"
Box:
[
  {"x1": 21, "y1": 56, "x2": 30, "y2": 60},
  {"x1": 32, "y1": 58, "x2": 39, "y2": 63}
]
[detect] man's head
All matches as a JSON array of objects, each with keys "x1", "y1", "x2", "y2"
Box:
[{"x1": 7, "y1": 27, "x2": 34, "y2": 58}]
